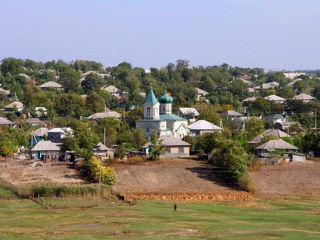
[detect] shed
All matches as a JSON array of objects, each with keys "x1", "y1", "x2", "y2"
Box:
[
  {"x1": 288, "y1": 153, "x2": 306, "y2": 162},
  {"x1": 92, "y1": 142, "x2": 115, "y2": 158},
  {"x1": 160, "y1": 136, "x2": 190, "y2": 158}
]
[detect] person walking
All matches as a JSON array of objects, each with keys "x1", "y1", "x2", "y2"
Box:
[{"x1": 174, "y1": 203, "x2": 177, "y2": 212}]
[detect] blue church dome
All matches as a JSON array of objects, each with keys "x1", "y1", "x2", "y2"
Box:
[{"x1": 159, "y1": 92, "x2": 173, "y2": 104}]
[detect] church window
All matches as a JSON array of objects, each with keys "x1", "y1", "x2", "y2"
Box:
[
  {"x1": 147, "y1": 108, "x2": 150, "y2": 117},
  {"x1": 146, "y1": 128, "x2": 150, "y2": 133}
]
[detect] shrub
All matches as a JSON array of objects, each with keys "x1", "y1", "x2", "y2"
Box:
[
  {"x1": 238, "y1": 174, "x2": 255, "y2": 193},
  {"x1": 88, "y1": 156, "x2": 116, "y2": 185}
]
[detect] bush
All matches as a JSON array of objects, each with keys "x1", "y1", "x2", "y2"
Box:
[
  {"x1": 88, "y1": 156, "x2": 116, "y2": 186},
  {"x1": 238, "y1": 174, "x2": 255, "y2": 193},
  {"x1": 210, "y1": 138, "x2": 248, "y2": 185}
]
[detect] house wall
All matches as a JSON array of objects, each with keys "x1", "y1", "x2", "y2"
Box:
[
  {"x1": 291, "y1": 154, "x2": 306, "y2": 162},
  {"x1": 136, "y1": 120, "x2": 166, "y2": 138},
  {"x1": 162, "y1": 146, "x2": 190, "y2": 158}
]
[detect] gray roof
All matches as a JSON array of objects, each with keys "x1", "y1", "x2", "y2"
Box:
[
  {"x1": 88, "y1": 110, "x2": 121, "y2": 120},
  {"x1": 195, "y1": 88, "x2": 209, "y2": 95},
  {"x1": 93, "y1": 142, "x2": 113, "y2": 151},
  {"x1": 0, "y1": 88, "x2": 10, "y2": 96},
  {"x1": 293, "y1": 93, "x2": 315, "y2": 101},
  {"x1": 242, "y1": 96, "x2": 257, "y2": 103},
  {"x1": 104, "y1": 85, "x2": 119, "y2": 93},
  {"x1": 40, "y1": 81, "x2": 62, "y2": 88},
  {"x1": 265, "y1": 95, "x2": 286, "y2": 102},
  {"x1": 31, "y1": 141, "x2": 60, "y2": 151},
  {"x1": 249, "y1": 129, "x2": 290, "y2": 144},
  {"x1": 160, "y1": 136, "x2": 191, "y2": 146},
  {"x1": 221, "y1": 110, "x2": 243, "y2": 117},
  {"x1": 256, "y1": 139, "x2": 298, "y2": 151},
  {"x1": 188, "y1": 120, "x2": 222, "y2": 131},
  {"x1": 0, "y1": 117, "x2": 15, "y2": 125},
  {"x1": 31, "y1": 127, "x2": 49, "y2": 137},
  {"x1": 27, "y1": 118, "x2": 43, "y2": 125},
  {"x1": 4, "y1": 101, "x2": 24, "y2": 109},
  {"x1": 179, "y1": 108, "x2": 200, "y2": 117}
]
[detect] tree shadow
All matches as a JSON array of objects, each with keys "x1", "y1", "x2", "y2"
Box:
[{"x1": 186, "y1": 163, "x2": 238, "y2": 190}]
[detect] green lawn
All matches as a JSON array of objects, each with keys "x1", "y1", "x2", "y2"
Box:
[{"x1": 0, "y1": 196, "x2": 319, "y2": 240}]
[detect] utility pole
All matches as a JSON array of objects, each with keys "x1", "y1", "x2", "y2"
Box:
[
  {"x1": 315, "y1": 109, "x2": 318, "y2": 130},
  {"x1": 103, "y1": 128, "x2": 106, "y2": 146},
  {"x1": 97, "y1": 165, "x2": 102, "y2": 206}
]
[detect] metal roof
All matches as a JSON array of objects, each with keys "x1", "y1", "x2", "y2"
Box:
[
  {"x1": 31, "y1": 141, "x2": 60, "y2": 151},
  {"x1": 256, "y1": 139, "x2": 298, "y2": 151},
  {"x1": 40, "y1": 81, "x2": 62, "y2": 88},
  {"x1": 160, "y1": 114, "x2": 185, "y2": 121},
  {"x1": 179, "y1": 108, "x2": 200, "y2": 116},
  {"x1": 144, "y1": 89, "x2": 158, "y2": 104},
  {"x1": 188, "y1": 120, "x2": 221, "y2": 130},
  {"x1": 160, "y1": 136, "x2": 190, "y2": 146}
]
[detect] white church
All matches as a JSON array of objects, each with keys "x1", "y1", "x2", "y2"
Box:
[{"x1": 136, "y1": 89, "x2": 189, "y2": 139}]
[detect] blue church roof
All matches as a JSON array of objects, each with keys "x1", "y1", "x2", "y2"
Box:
[
  {"x1": 159, "y1": 92, "x2": 173, "y2": 104},
  {"x1": 144, "y1": 89, "x2": 158, "y2": 104},
  {"x1": 160, "y1": 114, "x2": 185, "y2": 121}
]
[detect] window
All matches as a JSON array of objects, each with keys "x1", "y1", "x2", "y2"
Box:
[
  {"x1": 179, "y1": 147, "x2": 184, "y2": 153},
  {"x1": 146, "y1": 128, "x2": 150, "y2": 133},
  {"x1": 147, "y1": 108, "x2": 150, "y2": 117}
]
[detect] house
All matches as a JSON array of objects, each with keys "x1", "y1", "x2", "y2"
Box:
[
  {"x1": 160, "y1": 136, "x2": 190, "y2": 158},
  {"x1": 249, "y1": 129, "x2": 290, "y2": 144},
  {"x1": 195, "y1": 88, "x2": 209, "y2": 101},
  {"x1": 40, "y1": 81, "x2": 63, "y2": 90},
  {"x1": 92, "y1": 142, "x2": 115, "y2": 158},
  {"x1": 293, "y1": 93, "x2": 315, "y2": 103},
  {"x1": 287, "y1": 153, "x2": 306, "y2": 162},
  {"x1": 284, "y1": 72, "x2": 306, "y2": 79},
  {"x1": 274, "y1": 121, "x2": 300, "y2": 131},
  {"x1": 103, "y1": 85, "x2": 127, "y2": 98},
  {"x1": 0, "y1": 117, "x2": 15, "y2": 127},
  {"x1": 4, "y1": 101, "x2": 24, "y2": 112},
  {"x1": 242, "y1": 96, "x2": 257, "y2": 106},
  {"x1": 178, "y1": 107, "x2": 200, "y2": 122},
  {"x1": 31, "y1": 127, "x2": 49, "y2": 146},
  {"x1": 31, "y1": 140, "x2": 60, "y2": 160},
  {"x1": 47, "y1": 128, "x2": 73, "y2": 143},
  {"x1": 287, "y1": 78, "x2": 302, "y2": 87},
  {"x1": 256, "y1": 139, "x2": 298, "y2": 155},
  {"x1": 26, "y1": 78, "x2": 37, "y2": 85},
  {"x1": 136, "y1": 90, "x2": 189, "y2": 139},
  {"x1": 248, "y1": 88, "x2": 255, "y2": 93},
  {"x1": 35, "y1": 107, "x2": 47, "y2": 117},
  {"x1": 26, "y1": 118, "x2": 44, "y2": 126},
  {"x1": 188, "y1": 120, "x2": 222, "y2": 136},
  {"x1": 139, "y1": 92, "x2": 146, "y2": 98},
  {"x1": 266, "y1": 114, "x2": 286, "y2": 124},
  {"x1": 220, "y1": 110, "x2": 243, "y2": 120},
  {"x1": 88, "y1": 108, "x2": 121, "y2": 120},
  {"x1": 264, "y1": 95, "x2": 286, "y2": 104},
  {"x1": 0, "y1": 87, "x2": 10, "y2": 96},
  {"x1": 238, "y1": 76, "x2": 253, "y2": 85}
]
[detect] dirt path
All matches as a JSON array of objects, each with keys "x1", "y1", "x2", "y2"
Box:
[
  {"x1": 250, "y1": 160, "x2": 320, "y2": 198},
  {"x1": 0, "y1": 159, "x2": 84, "y2": 185}
]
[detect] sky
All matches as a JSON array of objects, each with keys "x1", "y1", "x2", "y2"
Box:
[{"x1": 0, "y1": 0, "x2": 319, "y2": 70}]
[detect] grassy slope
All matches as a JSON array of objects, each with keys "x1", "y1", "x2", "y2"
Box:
[{"x1": 0, "y1": 198, "x2": 319, "y2": 239}]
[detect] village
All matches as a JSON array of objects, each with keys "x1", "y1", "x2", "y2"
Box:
[{"x1": 0, "y1": 59, "x2": 318, "y2": 202}]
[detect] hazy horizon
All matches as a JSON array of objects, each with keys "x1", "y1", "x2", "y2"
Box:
[{"x1": 0, "y1": 0, "x2": 319, "y2": 71}]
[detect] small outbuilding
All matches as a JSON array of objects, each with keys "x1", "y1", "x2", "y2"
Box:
[
  {"x1": 160, "y1": 136, "x2": 190, "y2": 158},
  {"x1": 92, "y1": 142, "x2": 115, "y2": 158}
]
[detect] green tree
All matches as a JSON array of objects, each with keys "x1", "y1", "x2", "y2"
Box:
[
  {"x1": 149, "y1": 130, "x2": 163, "y2": 160},
  {"x1": 133, "y1": 129, "x2": 147, "y2": 149},
  {"x1": 245, "y1": 117, "x2": 264, "y2": 140},
  {"x1": 82, "y1": 73, "x2": 105, "y2": 94},
  {"x1": 85, "y1": 92, "x2": 105, "y2": 114},
  {"x1": 210, "y1": 138, "x2": 248, "y2": 185},
  {"x1": 59, "y1": 70, "x2": 81, "y2": 93}
]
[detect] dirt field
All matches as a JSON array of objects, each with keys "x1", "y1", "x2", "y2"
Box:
[
  {"x1": 113, "y1": 159, "x2": 247, "y2": 198},
  {"x1": 250, "y1": 160, "x2": 320, "y2": 198},
  {"x1": 0, "y1": 159, "x2": 84, "y2": 185}
]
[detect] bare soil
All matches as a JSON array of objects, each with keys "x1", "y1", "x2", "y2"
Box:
[
  {"x1": 250, "y1": 160, "x2": 320, "y2": 198},
  {"x1": 112, "y1": 158, "x2": 253, "y2": 201},
  {"x1": 0, "y1": 159, "x2": 84, "y2": 185}
]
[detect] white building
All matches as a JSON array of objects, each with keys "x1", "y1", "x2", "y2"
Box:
[{"x1": 136, "y1": 89, "x2": 188, "y2": 139}]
